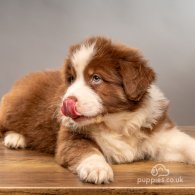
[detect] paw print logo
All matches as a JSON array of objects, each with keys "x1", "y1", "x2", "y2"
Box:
[{"x1": 151, "y1": 164, "x2": 170, "y2": 177}]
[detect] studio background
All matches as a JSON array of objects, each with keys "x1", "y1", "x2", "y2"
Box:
[{"x1": 0, "y1": 0, "x2": 195, "y2": 125}]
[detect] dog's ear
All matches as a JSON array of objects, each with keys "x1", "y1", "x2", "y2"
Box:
[{"x1": 119, "y1": 48, "x2": 156, "y2": 101}]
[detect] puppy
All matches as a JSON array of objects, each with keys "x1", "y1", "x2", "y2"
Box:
[{"x1": 0, "y1": 37, "x2": 194, "y2": 184}]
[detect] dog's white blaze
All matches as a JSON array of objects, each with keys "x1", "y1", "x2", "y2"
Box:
[
  {"x1": 4, "y1": 131, "x2": 26, "y2": 149},
  {"x1": 63, "y1": 42, "x2": 103, "y2": 118},
  {"x1": 71, "y1": 43, "x2": 96, "y2": 76}
]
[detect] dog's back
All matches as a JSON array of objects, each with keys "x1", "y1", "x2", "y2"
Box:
[{"x1": 0, "y1": 70, "x2": 64, "y2": 153}]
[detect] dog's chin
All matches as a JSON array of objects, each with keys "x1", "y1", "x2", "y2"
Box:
[{"x1": 61, "y1": 114, "x2": 104, "y2": 130}]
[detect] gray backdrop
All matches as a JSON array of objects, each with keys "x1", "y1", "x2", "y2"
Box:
[{"x1": 0, "y1": 0, "x2": 195, "y2": 125}]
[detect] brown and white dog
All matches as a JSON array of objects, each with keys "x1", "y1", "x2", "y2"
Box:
[{"x1": 0, "y1": 37, "x2": 194, "y2": 184}]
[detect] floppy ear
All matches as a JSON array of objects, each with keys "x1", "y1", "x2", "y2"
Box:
[{"x1": 119, "y1": 50, "x2": 155, "y2": 101}]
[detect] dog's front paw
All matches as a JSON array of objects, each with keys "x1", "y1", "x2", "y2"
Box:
[{"x1": 76, "y1": 154, "x2": 114, "y2": 184}]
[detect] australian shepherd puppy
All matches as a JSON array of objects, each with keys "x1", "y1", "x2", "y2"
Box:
[{"x1": 0, "y1": 37, "x2": 194, "y2": 184}]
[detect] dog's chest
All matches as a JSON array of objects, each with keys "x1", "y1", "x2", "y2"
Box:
[{"x1": 91, "y1": 124, "x2": 146, "y2": 164}]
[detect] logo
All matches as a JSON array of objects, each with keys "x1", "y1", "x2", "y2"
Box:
[
  {"x1": 151, "y1": 164, "x2": 169, "y2": 177},
  {"x1": 137, "y1": 163, "x2": 183, "y2": 185}
]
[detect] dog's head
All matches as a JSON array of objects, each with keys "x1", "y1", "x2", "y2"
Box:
[{"x1": 60, "y1": 37, "x2": 155, "y2": 127}]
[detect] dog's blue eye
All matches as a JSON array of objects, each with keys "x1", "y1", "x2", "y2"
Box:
[{"x1": 91, "y1": 74, "x2": 102, "y2": 84}]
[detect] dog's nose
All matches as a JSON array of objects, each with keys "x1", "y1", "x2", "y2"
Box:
[{"x1": 61, "y1": 97, "x2": 81, "y2": 119}]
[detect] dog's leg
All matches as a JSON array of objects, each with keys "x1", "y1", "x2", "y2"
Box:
[
  {"x1": 3, "y1": 131, "x2": 26, "y2": 149},
  {"x1": 55, "y1": 126, "x2": 114, "y2": 184},
  {"x1": 149, "y1": 127, "x2": 195, "y2": 164}
]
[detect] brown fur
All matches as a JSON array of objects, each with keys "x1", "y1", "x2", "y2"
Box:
[
  {"x1": 55, "y1": 126, "x2": 101, "y2": 171},
  {"x1": 0, "y1": 71, "x2": 65, "y2": 153}
]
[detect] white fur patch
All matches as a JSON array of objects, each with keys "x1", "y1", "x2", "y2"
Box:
[
  {"x1": 93, "y1": 131, "x2": 136, "y2": 163},
  {"x1": 4, "y1": 131, "x2": 26, "y2": 149},
  {"x1": 71, "y1": 43, "x2": 95, "y2": 75},
  {"x1": 76, "y1": 154, "x2": 113, "y2": 184},
  {"x1": 149, "y1": 127, "x2": 195, "y2": 164}
]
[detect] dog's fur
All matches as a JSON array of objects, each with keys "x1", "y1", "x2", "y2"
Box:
[{"x1": 1, "y1": 37, "x2": 195, "y2": 184}]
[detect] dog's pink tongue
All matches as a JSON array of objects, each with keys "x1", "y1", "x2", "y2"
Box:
[{"x1": 61, "y1": 98, "x2": 81, "y2": 119}]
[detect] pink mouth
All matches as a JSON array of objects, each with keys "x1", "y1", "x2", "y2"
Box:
[{"x1": 61, "y1": 98, "x2": 82, "y2": 119}]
